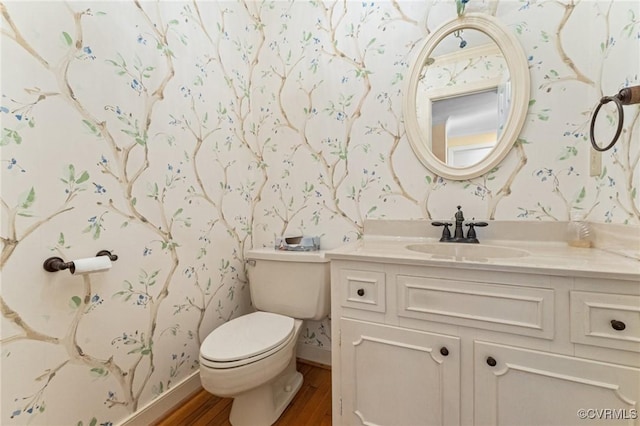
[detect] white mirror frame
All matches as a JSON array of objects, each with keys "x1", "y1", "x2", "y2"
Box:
[{"x1": 403, "y1": 13, "x2": 530, "y2": 180}]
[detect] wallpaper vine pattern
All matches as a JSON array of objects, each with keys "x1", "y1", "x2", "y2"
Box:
[{"x1": 1, "y1": 1, "x2": 638, "y2": 424}]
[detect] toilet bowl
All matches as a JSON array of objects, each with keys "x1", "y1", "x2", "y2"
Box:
[
  {"x1": 199, "y1": 249, "x2": 330, "y2": 426},
  {"x1": 200, "y1": 312, "x2": 304, "y2": 426}
]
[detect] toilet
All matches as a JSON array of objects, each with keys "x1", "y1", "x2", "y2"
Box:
[{"x1": 199, "y1": 248, "x2": 330, "y2": 426}]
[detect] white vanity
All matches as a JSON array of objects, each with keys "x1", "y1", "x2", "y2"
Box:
[{"x1": 328, "y1": 220, "x2": 640, "y2": 426}]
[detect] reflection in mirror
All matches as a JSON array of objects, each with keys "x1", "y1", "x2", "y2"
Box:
[
  {"x1": 432, "y1": 90, "x2": 501, "y2": 167},
  {"x1": 403, "y1": 14, "x2": 530, "y2": 180},
  {"x1": 416, "y1": 29, "x2": 511, "y2": 168}
]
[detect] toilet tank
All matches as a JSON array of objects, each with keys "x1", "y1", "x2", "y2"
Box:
[{"x1": 246, "y1": 248, "x2": 330, "y2": 320}]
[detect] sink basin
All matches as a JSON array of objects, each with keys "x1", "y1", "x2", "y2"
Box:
[{"x1": 406, "y1": 243, "x2": 529, "y2": 260}]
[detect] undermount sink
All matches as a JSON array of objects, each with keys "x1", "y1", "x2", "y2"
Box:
[{"x1": 406, "y1": 243, "x2": 530, "y2": 259}]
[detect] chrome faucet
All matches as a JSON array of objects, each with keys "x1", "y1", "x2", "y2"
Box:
[{"x1": 432, "y1": 206, "x2": 488, "y2": 243}]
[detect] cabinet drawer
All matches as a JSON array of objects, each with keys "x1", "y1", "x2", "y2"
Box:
[
  {"x1": 397, "y1": 275, "x2": 555, "y2": 339},
  {"x1": 339, "y1": 268, "x2": 386, "y2": 313},
  {"x1": 570, "y1": 291, "x2": 640, "y2": 353}
]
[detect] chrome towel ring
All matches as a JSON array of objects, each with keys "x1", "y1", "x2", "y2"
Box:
[{"x1": 590, "y1": 85, "x2": 640, "y2": 152}]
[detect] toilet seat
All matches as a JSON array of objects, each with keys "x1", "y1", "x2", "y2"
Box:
[{"x1": 200, "y1": 312, "x2": 295, "y2": 369}]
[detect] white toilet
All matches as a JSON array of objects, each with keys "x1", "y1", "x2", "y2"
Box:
[{"x1": 199, "y1": 248, "x2": 330, "y2": 426}]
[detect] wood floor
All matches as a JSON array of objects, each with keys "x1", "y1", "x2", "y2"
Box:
[{"x1": 154, "y1": 361, "x2": 332, "y2": 426}]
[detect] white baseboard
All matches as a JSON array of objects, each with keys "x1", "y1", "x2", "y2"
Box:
[
  {"x1": 296, "y1": 344, "x2": 331, "y2": 367},
  {"x1": 118, "y1": 371, "x2": 202, "y2": 426}
]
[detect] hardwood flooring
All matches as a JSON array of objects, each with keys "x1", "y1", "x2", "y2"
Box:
[{"x1": 154, "y1": 361, "x2": 332, "y2": 426}]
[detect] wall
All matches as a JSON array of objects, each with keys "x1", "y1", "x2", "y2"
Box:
[
  {"x1": 1, "y1": 1, "x2": 638, "y2": 425},
  {"x1": 1, "y1": 2, "x2": 256, "y2": 424}
]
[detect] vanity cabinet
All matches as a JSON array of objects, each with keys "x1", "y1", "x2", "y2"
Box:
[
  {"x1": 330, "y1": 260, "x2": 640, "y2": 426},
  {"x1": 474, "y1": 341, "x2": 640, "y2": 425},
  {"x1": 340, "y1": 318, "x2": 460, "y2": 426}
]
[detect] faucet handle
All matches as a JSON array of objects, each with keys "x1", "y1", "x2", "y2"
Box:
[
  {"x1": 432, "y1": 221, "x2": 452, "y2": 242},
  {"x1": 466, "y1": 221, "x2": 488, "y2": 227},
  {"x1": 464, "y1": 221, "x2": 488, "y2": 243},
  {"x1": 432, "y1": 221, "x2": 452, "y2": 227}
]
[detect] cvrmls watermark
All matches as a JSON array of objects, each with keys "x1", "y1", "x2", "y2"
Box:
[{"x1": 577, "y1": 408, "x2": 638, "y2": 420}]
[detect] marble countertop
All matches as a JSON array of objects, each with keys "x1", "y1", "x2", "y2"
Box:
[{"x1": 325, "y1": 221, "x2": 640, "y2": 281}]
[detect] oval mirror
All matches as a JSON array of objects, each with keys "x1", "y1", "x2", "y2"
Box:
[{"x1": 404, "y1": 13, "x2": 530, "y2": 180}]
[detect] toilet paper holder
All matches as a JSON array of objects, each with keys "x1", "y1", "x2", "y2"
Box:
[{"x1": 43, "y1": 250, "x2": 118, "y2": 273}]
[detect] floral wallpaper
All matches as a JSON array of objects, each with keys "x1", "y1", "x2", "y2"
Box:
[{"x1": 1, "y1": 0, "x2": 638, "y2": 425}]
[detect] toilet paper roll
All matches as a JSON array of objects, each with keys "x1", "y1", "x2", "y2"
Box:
[{"x1": 70, "y1": 256, "x2": 112, "y2": 275}]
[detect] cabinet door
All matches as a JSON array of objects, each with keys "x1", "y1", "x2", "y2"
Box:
[
  {"x1": 475, "y1": 341, "x2": 640, "y2": 425},
  {"x1": 340, "y1": 318, "x2": 460, "y2": 426}
]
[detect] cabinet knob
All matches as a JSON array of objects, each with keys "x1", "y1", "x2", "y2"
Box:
[
  {"x1": 357, "y1": 288, "x2": 365, "y2": 297},
  {"x1": 440, "y1": 347, "x2": 449, "y2": 356},
  {"x1": 611, "y1": 319, "x2": 626, "y2": 331},
  {"x1": 486, "y1": 356, "x2": 497, "y2": 367}
]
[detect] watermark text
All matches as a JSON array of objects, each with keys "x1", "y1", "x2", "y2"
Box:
[{"x1": 577, "y1": 409, "x2": 637, "y2": 421}]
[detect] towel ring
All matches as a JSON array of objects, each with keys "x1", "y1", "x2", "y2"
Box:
[
  {"x1": 590, "y1": 86, "x2": 640, "y2": 152},
  {"x1": 589, "y1": 96, "x2": 624, "y2": 152}
]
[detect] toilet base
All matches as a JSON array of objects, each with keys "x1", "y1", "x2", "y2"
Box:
[{"x1": 229, "y1": 356, "x2": 303, "y2": 426}]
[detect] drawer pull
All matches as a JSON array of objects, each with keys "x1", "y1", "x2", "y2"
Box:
[
  {"x1": 611, "y1": 320, "x2": 626, "y2": 331},
  {"x1": 440, "y1": 347, "x2": 449, "y2": 356},
  {"x1": 357, "y1": 288, "x2": 365, "y2": 297},
  {"x1": 486, "y1": 356, "x2": 497, "y2": 367}
]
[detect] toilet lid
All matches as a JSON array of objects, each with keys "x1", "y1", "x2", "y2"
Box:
[{"x1": 200, "y1": 312, "x2": 295, "y2": 362}]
